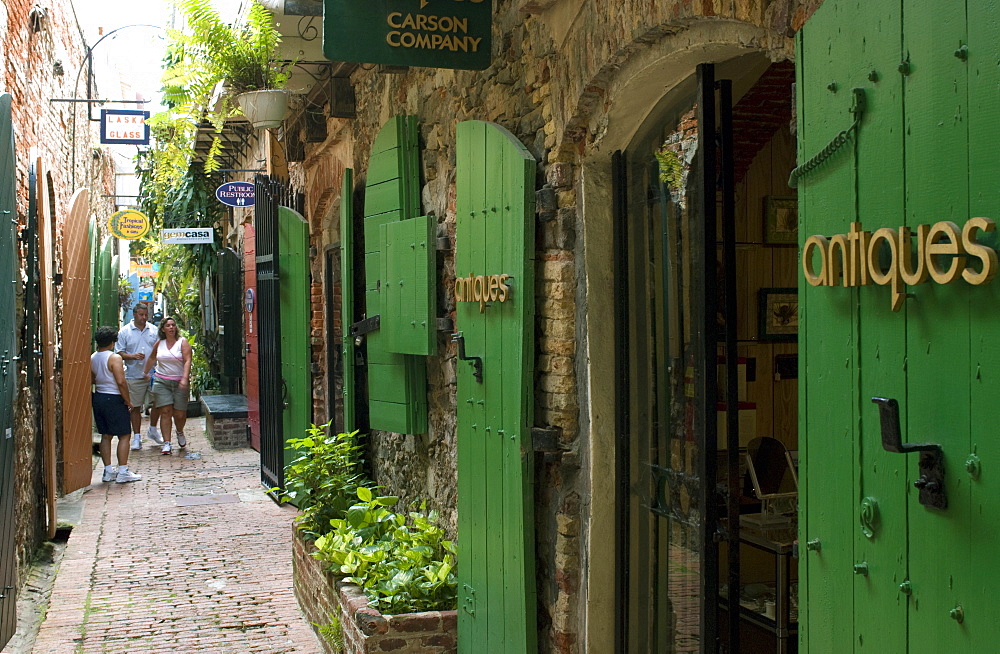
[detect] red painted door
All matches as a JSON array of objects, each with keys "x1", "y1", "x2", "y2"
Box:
[{"x1": 244, "y1": 224, "x2": 260, "y2": 451}]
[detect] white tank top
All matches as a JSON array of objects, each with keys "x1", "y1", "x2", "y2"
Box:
[
  {"x1": 155, "y1": 338, "x2": 187, "y2": 380},
  {"x1": 91, "y1": 350, "x2": 120, "y2": 394}
]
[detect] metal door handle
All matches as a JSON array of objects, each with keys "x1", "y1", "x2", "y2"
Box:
[
  {"x1": 871, "y1": 397, "x2": 947, "y2": 509},
  {"x1": 451, "y1": 332, "x2": 483, "y2": 383}
]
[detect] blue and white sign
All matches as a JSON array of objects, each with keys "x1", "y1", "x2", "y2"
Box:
[{"x1": 215, "y1": 181, "x2": 255, "y2": 207}]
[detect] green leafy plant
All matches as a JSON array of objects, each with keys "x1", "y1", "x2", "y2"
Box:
[
  {"x1": 655, "y1": 144, "x2": 684, "y2": 190},
  {"x1": 314, "y1": 612, "x2": 345, "y2": 652},
  {"x1": 277, "y1": 426, "x2": 365, "y2": 537},
  {"x1": 313, "y1": 488, "x2": 458, "y2": 615}
]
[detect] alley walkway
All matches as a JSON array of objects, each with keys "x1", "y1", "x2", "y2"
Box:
[{"x1": 22, "y1": 416, "x2": 322, "y2": 654}]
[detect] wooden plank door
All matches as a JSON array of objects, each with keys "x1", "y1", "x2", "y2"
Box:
[
  {"x1": 455, "y1": 120, "x2": 536, "y2": 653},
  {"x1": 61, "y1": 188, "x2": 93, "y2": 493},
  {"x1": 799, "y1": 1, "x2": 1000, "y2": 650},
  {"x1": 217, "y1": 247, "x2": 243, "y2": 394},
  {"x1": 278, "y1": 206, "x2": 311, "y2": 460},
  {"x1": 244, "y1": 224, "x2": 260, "y2": 452},
  {"x1": 36, "y1": 159, "x2": 57, "y2": 539},
  {"x1": 0, "y1": 92, "x2": 17, "y2": 649}
]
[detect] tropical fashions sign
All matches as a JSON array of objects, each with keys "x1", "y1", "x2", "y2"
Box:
[{"x1": 323, "y1": 0, "x2": 491, "y2": 70}]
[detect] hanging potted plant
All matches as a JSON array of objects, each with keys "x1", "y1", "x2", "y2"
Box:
[{"x1": 165, "y1": 0, "x2": 294, "y2": 131}]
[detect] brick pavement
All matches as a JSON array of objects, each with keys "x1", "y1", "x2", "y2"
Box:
[{"x1": 29, "y1": 416, "x2": 323, "y2": 654}]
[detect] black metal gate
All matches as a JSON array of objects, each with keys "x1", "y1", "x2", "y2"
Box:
[
  {"x1": 0, "y1": 93, "x2": 19, "y2": 649},
  {"x1": 217, "y1": 247, "x2": 243, "y2": 395},
  {"x1": 255, "y1": 175, "x2": 303, "y2": 492}
]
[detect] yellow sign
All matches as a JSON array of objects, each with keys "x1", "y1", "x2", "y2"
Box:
[
  {"x1": 803, "y1": 217, "x2": 998, "y2": 311},
  {"x1": 455, "y1": 273, "x2": 511, "y2": 313},
  {"x1": 109, "y1": 210, "x2": 151, "y2": 240}
]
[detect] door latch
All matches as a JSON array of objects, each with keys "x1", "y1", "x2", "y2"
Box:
[
  {"x1": 451, "y1": 332, "x2": 483, "y2": 383},
  {"x1": 872, "y1": 397, "x2": 947, "y2": 510}
]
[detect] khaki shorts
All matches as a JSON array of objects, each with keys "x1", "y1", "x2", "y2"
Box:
[
  {"x1": 126, "y1": 378, "x2": 151, "y2": 410},
  {"x1": 151, "y1": 377, "x2": 190, "y2": 410}
]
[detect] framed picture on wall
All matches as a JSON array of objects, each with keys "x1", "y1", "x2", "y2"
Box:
[
  {"x1": 759, "y1": 288, "x2": 798, "y2": 342},
  {"x1": 763, "y1": 196, "x2": 798, "y2": 245}
]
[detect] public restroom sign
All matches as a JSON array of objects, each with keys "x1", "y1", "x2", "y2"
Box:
[
  {"x1": 803, "y1": 217, "x2": 998, "y2": 311},
  {"x1": 216, "y1": 181, "x2": 255, "y2": 207},
  {"x1": 323, "y1": 0, "x2": 491, "y2": 70},
  {"x1": 99, "y1": 109, "x2": 150, "y2": 145}
]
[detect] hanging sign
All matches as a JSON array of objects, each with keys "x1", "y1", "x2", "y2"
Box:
[
  {"x1": 161, "y1": 228, "x2": 215, "y2": 244},
  {"x1": 109, "y1": 209, "x2": 151, "y2": 240},
  {"x1": 100, "y1": 109, "x2": 150, "y2": 145},
  {"x1": 216, "y1": 181, "x2": 255, "y2": 207},
  {"x1": 323, "y1": 0, "x2": 491, "y2": 71}
]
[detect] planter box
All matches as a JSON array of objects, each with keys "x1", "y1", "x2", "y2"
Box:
[{"x1": 292, "y1": 529, "x2": 457, "y2": 654}]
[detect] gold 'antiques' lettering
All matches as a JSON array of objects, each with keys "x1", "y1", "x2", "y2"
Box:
[
  {"x1": 802, "y1": 217, "x2": 998, "y2": 311},
  {"x1": 385, "y1": 12, "x2": 483, "y2": 52},
  {"x1": 454, "y1": 273, "x2": 511, "y2": 313}
]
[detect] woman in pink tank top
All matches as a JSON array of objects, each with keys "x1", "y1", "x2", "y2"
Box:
[{"x1": 143, "y1": 317, "x2": 193, "y2": 454}]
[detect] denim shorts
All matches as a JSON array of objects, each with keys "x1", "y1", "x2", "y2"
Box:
[
  {"x1": 151, "y1": 377, "x2": 190, "y2": 410},
  {"x1": 92, "y1": 392, "x2": 132, "y2": 436}
]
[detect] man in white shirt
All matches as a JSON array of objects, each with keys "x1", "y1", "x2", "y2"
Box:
[{"x1": 116, "y1": 304, "x2": 164, "y2": 450}]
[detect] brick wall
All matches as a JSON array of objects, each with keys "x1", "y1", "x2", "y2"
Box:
[
  {"x1": 204, "y1": 414, "x2": 248, "y2": 449},
  {"x1": 3, "y1": 0, "x2": 116, "y2": 590}
]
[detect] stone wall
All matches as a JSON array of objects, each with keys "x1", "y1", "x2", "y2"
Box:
[
  {"x1": 279, "y1": 1, "x2": 826, "y2": 651},
  {"x1": 2, "y1": 0, "x2": 116, "y2": 589}
]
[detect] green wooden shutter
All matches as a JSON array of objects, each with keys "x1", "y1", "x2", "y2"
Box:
[
  {"x1": 455, "y1": 121, "x2": 537, "y2": 653},
  {"x1": 363, "y1": 116, "x2": 427, "y2": 434},
  {"x1": 89, "y1": 217, "x2": 98, "y2": 335},
  {"x1": 98, "y1": 238, "x2": 116, "y2": 328},
  {"x1": 341, "y1": 169, "x2": 357, "y2": 433},
  {"x1": 279, "y1": 206, "x2": 312, "y2": 460},
  {"x1": 0, "y1": 92, "x2": 17, "y2": 649},
  {"x1": 381, "y1": 214, "x2": 435, "y2": 355}
]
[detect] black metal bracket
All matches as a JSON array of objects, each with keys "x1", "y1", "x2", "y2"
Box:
[
  {"x1": 349, "y1": 315, "x2": 380, "y2": 339},
  {"x1": 451, "y1": 332, "x2": 483, "y2": 383},
  {"x1": 872, "y1": 397, "x2": 947, "y2": 509}
]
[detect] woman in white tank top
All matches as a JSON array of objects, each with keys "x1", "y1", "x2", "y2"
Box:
[{"x1": 143, "y1": 317, "x2": 193, "y2": 455}]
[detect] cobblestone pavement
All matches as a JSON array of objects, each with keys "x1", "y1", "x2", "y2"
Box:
[{"x1": 26, "y1": 416, "x2": 322, "y2": 654}]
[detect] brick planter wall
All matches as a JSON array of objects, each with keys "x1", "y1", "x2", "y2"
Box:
[{"x1": 292, "y1": 530, "x2": 458, "y2": 654}]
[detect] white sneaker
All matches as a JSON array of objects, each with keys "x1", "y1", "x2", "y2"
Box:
[
  {"x1": 102, "y1": 467, "x2": 117, "y2": 482},
  {"x1": 161, "y1": 442, "x2": 172, "y2": 455},
  {"x1": 177, "y1": 432, "x2": 187, "y2": 448},
  {"x1": 147, "y1": 426, "x2": 164, "y2": 445},
  {"x1": 130, "y1": 435, "x2": 142, "y2": 451},
  {"x1": 116, "y1": 469, "x2": 142, "y2": 483}
]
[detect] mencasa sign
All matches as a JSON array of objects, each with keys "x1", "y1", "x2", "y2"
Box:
[
  {"x1": 803, "y1": 217, "x2": 997, "y2": 311},
  {"x1": 324, "y1": 0, "x2": 491, "y2": 70}
]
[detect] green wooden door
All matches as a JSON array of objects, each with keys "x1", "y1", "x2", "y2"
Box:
[
  {"x1": 0, "y1": 93, "x2": 17, "y2": 649},
  {"x1": 799, "y1": 1, "x2": 1000, "y2": 650},
  {"x1": 363, "y1": 116, "x2": 428, "y2": 434},
  {"x1": 455, "y1": 121, "x2": 536, "y2": 653},
  {"x1": 98, "y1": 238, "x2": 116, "y2": 328},
  {"x1": 279, "y1": 206, "x2": 311, "y2": 462}
]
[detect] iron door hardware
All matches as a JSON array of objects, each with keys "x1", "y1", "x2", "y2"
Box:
[
  {"x1": 871, "y1": 397, "x2": 947, "y2": 509},
  {"x1": 348, "y1": 314, "x2": 380, "y2": 340},
  {"x1": 451, "y1": 332, "x2": 483, "y2": 383}
]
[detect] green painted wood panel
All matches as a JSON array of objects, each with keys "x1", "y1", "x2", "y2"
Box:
[
  {"x1": 381, "y1": 215, "x2": 435, "y2": 356},
  {"x1": 279, "y1": 206, "x2": 312, "y2": 466},
  {"x1": 966, "y1": 4, "x2": 1000, "y2": 649},
  {"x1": 89, "y1": 217, "x2": 98, "y2": 336},
  {"x1": 363, "y1": 115, "x2": 426, "y2": 434},
  {"x1": 98, "y1": 238, "x2": 117, "y2": 329},
  {"x1": 902, "y1": 2, "x2": 971, "y2": 651},
  {"x1": 342, "y1": 169, "x2": 357, "y2": 433},
  {"x1": 455, "y1": 120, "x2": 536, "y2": 653},
  {"x1": 797, "y1": 2, "x2": 862, "y2": 648}
]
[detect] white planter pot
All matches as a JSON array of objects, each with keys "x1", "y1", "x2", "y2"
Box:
[{"x1": 236, "y1": 90, "x2": 289, "y2": 129}]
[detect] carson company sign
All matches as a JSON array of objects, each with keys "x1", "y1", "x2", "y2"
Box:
[{"x1": 323, "y1": 0, "x2": 491, "y2": 71}]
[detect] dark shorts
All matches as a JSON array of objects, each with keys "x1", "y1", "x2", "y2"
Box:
[{"x1": 92, "y1": 392, "x2": 131, "y2": 436}]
